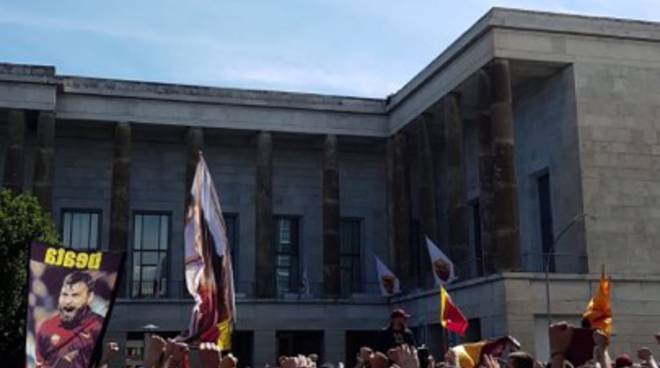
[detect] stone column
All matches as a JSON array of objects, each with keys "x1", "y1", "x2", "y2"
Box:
[
  {"x1": 255, "y1": 131, "x2": 274, "y2": 298},
  {"x1": 324, "y1": 329, "x2": 345, "y2": 364},
  {"x1": 487, "y1": 59, "x2": 520, "y2": 272},
  {"x1": 184, "y1": 127, "x2": 204, "y2": 209},
  {"x1": 32, "y1": 111, "x2": 56, "y2": 212},
  {"x1": 109, "y1": 122, "x2": 131, "y2": 252},
  {"x1": 322, "y1": 134, "x2": 340, "y2": 297},
  {"x1": 3, "y1": 110, "x2": 26, "y2": 193},
  {"x1": 444, "y1": 93, "x2": 469, "y2": 276},
  {"x1": 477, "y1": 71, "x2": 495, "y2": 275},
  {"x1": 385, "y1": 137, "x2": 396, "y2": 266},
  {"x1": 484, "y1": 59, "x2": 520, "y2": 272},
  {"x1": 253, "y1": 330, "x2": 276, "y2": 367},
  {"x1": 415, "y1": 114, "x2": 438, "y2": 287},
  {"x1": 392, "y1": 133, "x2": 412, "y2": 286}
]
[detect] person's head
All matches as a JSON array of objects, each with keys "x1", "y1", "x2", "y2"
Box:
[
  {"x1": 58, "y1": 271, "x2": 95, "y2": 324},
  {"x1": 390, "y1": 309, "x2": 410, "y2": 329},
  {"x1": 507, "y1": 352, "x2": 534, "y2": 368},
  {"x1": 615, "y1": 354, "x2": 633, "y2": 368}
]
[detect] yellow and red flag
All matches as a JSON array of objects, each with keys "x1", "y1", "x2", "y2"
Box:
[
  {"x1": 440, "y1": 286, "x2": 469, "y2": 336},
  {"x1": 183, "y1": 154, "x2": 235, "y2": 350},
  {"x1": 582, "y1": 265, "x2": 612, "y2": 335},
  {"x1": 451, "y1": 336, "x2": 521, "y2": 368}
]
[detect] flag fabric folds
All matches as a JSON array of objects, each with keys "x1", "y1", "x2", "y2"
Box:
[
  {"x1": 582, "y1": 265, "x2": 612, "y2": 335},
  {"x1": 425, "y1": 236, "x2": 456, "y2": 286},
  {"x1": 451, "y1": 336, "x2": 521, "y2": 368},
  {"x1": 184, "y1": 154, "x2": 235, "y2": 350},
  {"x1": 440, "y1": 287, "x2": 469, "y2": 336},
  {"x1": 374, "y1": 255, "x2": 401, "y2": 296},
  {"x1": 451, "y1": 341, "x2": 487, "y2": 368}
]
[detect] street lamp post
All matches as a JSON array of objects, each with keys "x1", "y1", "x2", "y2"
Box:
[{"x1": 544, "y1": 213, "x2": 589, "y2": 327}]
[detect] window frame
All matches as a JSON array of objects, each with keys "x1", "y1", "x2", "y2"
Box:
[
  {"x1": 59, "y1": 208, "x2": 102, "y2": 250},
  {"x1": 536, "y1": 170, "x2": 555, "y2": 272},
  {"x1": 339, "y1": 217, "x2": 363, "y2": 296},
  {"x1": 273, "y1": 215, "x2": 301, "y2": 296},
  {"x1": 130, "y1": 210, "x2": 172, "y2": 299}
]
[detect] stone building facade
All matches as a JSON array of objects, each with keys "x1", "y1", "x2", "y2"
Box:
[{"x1": 2, "y1": 7, "x2": 660, "y2": 367}]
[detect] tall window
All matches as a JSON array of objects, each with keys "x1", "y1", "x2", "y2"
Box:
[
  {"x1": 537, "y1": 173, "x2": 555, "y2": 272},
  {"x1": 132, "y1": 213, "x2": 170, "y2": 298},
  {"x1": 274, "y1": 216, "x2": 300, "y2": 296},
  {"x1": 340, "y1": 218, "x2": 362, "y2": 296},
  {"x1": 61, "y1": 209, "x2": 101, "y2": 250},
  {"x1": 468, "y1": 200, "x2": 484, "y2": 277}
]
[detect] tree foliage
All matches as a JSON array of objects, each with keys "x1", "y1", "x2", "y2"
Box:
[{"x1": 0, "y1": 188, "x2": 60, "y2": 362}]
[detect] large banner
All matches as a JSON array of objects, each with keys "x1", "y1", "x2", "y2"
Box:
[{"x1": 25, "y1": 243, "x2": 125, "y2": 368}]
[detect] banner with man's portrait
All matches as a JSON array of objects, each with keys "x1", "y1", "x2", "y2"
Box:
[{"x1": 25, "y1": 243, "x2": 125, "y2": 368}]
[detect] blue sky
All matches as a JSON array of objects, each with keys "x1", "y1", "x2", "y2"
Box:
[{"x1": 1, "y1": 1, "x2": 659, "y2": 98}]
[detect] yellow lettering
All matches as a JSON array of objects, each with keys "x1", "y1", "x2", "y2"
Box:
[
  {"x1": 57, "y1": 248, "x2": 65, "y2": 266},
  {"x1": 88, "y1": 252, "x2": 102, "y2": 270},
  {"x1": 44, "y1": 248, "x2": 57, "y2": 264},
  {"x1": 63, "y1": 251, "x2": 76, "y2": 268},
  {"x1": 75, "y1": 253, "x2": 88, "y2": 269}
]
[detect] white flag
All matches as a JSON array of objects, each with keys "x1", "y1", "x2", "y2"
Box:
[
  {"x1": 374, "y1": 255, "x2": 401, "y2": 296},
  {"x1": 425, "y1": 235, "x2": 456, "y2": 286}
]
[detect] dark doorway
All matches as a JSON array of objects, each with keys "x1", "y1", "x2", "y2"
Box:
[
  {"x1": 232, "y1": 330, "x2": 254, "y2": 368},
  {"x1": 345, "y1": 330, "x2": 382, "y2": 367},
  {"x1": 276, "y1": 330, "x2": 324, "y2": 363}
]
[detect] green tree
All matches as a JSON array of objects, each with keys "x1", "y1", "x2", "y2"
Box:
[{"x1": 0, "y1": 188, "x2": 60, "y2": 364}]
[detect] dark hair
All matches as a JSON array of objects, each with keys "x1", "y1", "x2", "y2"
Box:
[
  {"x1": 509, "y1": 351, "x2": 534, "y2": 368},
  {"x1": 62, "y1": 271, "x2": 94, "y2": 292}
]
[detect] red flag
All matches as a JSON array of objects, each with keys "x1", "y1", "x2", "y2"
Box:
[{"x1": 440, "y1": 286, "x2": 469, "y2": 336}]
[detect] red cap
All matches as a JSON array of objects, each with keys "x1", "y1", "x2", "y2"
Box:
[
  {"x1": 615, "y1": 354, "x2": 633, "y2": 368},
  {"x1": 391, "y1": 308, "x2": 411, "y2": 318}
]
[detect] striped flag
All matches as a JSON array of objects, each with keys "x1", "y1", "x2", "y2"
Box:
[{"x1": 183, "y1": 154, "x2": 235, "y2": 350}]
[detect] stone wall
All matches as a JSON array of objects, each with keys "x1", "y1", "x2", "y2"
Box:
[
  {"x1": 575, "y1": 61, "x2": 660, "y2": 276},
  {"x1": 339, "y1": 149, "x2": 387, "y2": 293},
  {"x1": 513, "y1": 66, "x2": 586, "y2": 273},
  {"x1": 52, "y1": 122, "x2": 113, "y2": 249},
  {"x1": 503, "y1": 274, "x2": 660, "y2": 360}
]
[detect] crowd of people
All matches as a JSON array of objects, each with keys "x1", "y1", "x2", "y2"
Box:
[{"x1": 95, "y1": 309, "x2": 660, "y2": 368}]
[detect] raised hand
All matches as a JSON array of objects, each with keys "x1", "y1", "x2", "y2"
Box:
[
  {"x1": 143, "y1": 334, "x2": 167, "y2": 368},
  {"x1": 593, "y1": 329, "x2": 609, "y2": 349},
  {"x1": 199, "y1": 342, "x2": 221, "y2": 368},
  {"x1": 482, "y1": 355, "x2": 501, "y2": 368},
  {"x1": 163, "y1": 338, "x2": 189, "y2": 368},
  {"x1": 638, "y1": 348, "x2": 653, "y2": 362},
  {"x1": 100, "y1": 341, "x2": 119, "y2": 366},
  {"x1": 387, "y1": 345, "x2": 419, "y2": 368},
  {"x1": 369, "y1": 352, "x2": 388, "y2": 368},
  {"x1": 219, "y1": 353, "x2": 238, "y2": 368},
  {"x1": 357, "y1": 347, "x2": 374, "y2": 366},
  {"x1": 549, "y1": 322, "x2": 573, "y2": 356}
]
